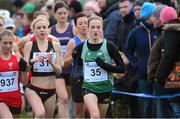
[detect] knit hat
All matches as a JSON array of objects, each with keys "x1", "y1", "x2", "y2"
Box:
[
  {"x1": 160, "y1": 6, "x2": 177, "y2": 24},
  {"x1": 140, "y1": 2, "x2": 156, "y2": 20},
  {"x1": 22, "y1": 2, "x2": 35, "y2": 13},
  {"x1": 152, "y1": 5, "x2": 166, "y2": 19}
]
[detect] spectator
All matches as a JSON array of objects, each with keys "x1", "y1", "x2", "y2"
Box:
[
  {"x1": 22, "y1": 1, "x2": 35, "y2": 35},
  {"x1": 114, "y1": 0, "x2": 138, "y2": 118},
  {"x1": 101, "y1": 0, "x2": 122, "y2": 45},
  {"x1": 155, "y1": 6, "x2": 180, "y2": 118},
  {"x1": 41, "y1": 0, "x2": 57, "y2": 27},
  {"x1": 125, "y1": 2, "x2": 157, "y2": 117},
  {"x1": 69, "y1": 0, "x2": 82, "y2": 20},
  {"x1": 148, "y1": 4, "x2": 173, "y2": 118},
  {"x1": 0, "y1": 16, "x2": 5, "y2": 32},
  {"x1": 133, "y1": 1, "x2": 143, "y2": 25},
  {"x1": 83, "y1": 0, "x2": 100, "y2": 17},
  {"x1": 117, "y1": 0, "x2": 136, "y2": 51},
  {"x1": 0, "y1": 9, "x2": 10, "y2": 19},
  {"x1": 14, "y1": 13, "x2": 24, "y2": 38}
]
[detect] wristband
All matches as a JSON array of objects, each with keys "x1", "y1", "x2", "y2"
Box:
[{"x1": 29, "y1": 59, "x2": 34, "y2": 65}]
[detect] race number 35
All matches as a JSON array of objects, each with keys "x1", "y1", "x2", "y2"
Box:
[{"x1": 90, "y1": 68, "x2": 101, "y2": 76}]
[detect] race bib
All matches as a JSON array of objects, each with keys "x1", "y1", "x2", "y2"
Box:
[
  {"x1": 61, "y1": 45, "x2": 67, "y2": 57},
  {"x1": 84, "y1": 62, "x2": 108, "y2": 82},
  {"x1": 33, "y1": 52, "x2": 56, "y2": 72},
  {"x1": 0, "y1": 71, "x2": 18, "y2": 92}
]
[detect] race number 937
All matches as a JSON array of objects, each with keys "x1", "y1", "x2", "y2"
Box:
[{"x1": 0, "y1": 78, "x2": 14, "y2": 87}]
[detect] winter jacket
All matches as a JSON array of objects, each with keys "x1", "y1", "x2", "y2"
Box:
[
  {"x1": 155, "y1": 19, "x2": 180, "y2": 82},
  {"x1": 103, "y1": 3, "x2": 122, "y2": 44},
  {"x1": 117, "y1": 11, "x2": 137, "y2": 51},
  {"x1": 125, "y1": 21, "x2": 157, "y2": 78},
  {"x1": 147, "y1": 27, "x2": 165, "y2": 82}
]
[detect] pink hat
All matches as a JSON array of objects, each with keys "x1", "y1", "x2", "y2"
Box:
[
  {"x1": 160, "y1": 6, "x2": 177, "y2": 24},
  {"x1": 84, "y1": 1, "x2": 100, "y2": 13}
]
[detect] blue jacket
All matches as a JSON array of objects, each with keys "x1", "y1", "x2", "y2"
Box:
[{"x1": 125, "y1": 21, "x2": 157, "y2": 78}]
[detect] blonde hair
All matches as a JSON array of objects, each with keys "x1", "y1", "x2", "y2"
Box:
[
  {"x1": 33, "y1": 11, "x2": 49, "y2": 19},
  {"x1": 0, "y1": 29, "x2": 14, "y2": 41},
  {"x1": 88, "y1": 15, "x2": 103, "y2": 26},
  {"x1": 31, "y1": 17, "x2": 50, "y2": 29}
]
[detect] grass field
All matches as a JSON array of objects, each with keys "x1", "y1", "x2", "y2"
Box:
[{"x1": 20, "y1": 112, "x2": 31, "y2": 118}]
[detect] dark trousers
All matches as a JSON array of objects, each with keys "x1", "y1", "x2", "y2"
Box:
[
  {"x1": 170, "y1": 102, "x2": 180, "y2": 118},
  {"x1": 138, "y1": 79, "x2": 153, "y2": 118},
  {"x1": 153, "y1": 81, "x2": 173, "y2": 118}
]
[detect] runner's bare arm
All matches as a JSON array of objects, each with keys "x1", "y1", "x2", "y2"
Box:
[
  {"x1": 64, "y1": 39, "x2": 75, "y2": 69},
  {"x1": 17, "y1": 35, "x2": 30, "y2": 51},
  {"x1": 23, "y1": 42, "x2": 33, "y2": 71},
  {"x1": 50, "y1": 41, "x2": 62, "y2": 75}
]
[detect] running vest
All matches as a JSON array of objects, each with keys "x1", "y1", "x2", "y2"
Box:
[
  {"x1": 27, "y1": 34, "x2": 53, "y2": 80},
  {"x1": 81, "y1": 39, "x2": 114, "y2": 93},
  {"x1": 30, "y1": 41, "x2": 56, "y2": 76},
  {"x1": 0, "y1": 54, "x2": 21, "y2": 107},
  {"x1": 71, "y1": 36, "x2": 84, "y2": 78},
  {"x1": 74, "y1": 35, "x2": 82, "y2": 46},
  {"x1": 50, "y1": 24, "x2": 74, "y2": 57},
  {"x1": 50, "y1": 23, "x2": 74, "y2": 74}
]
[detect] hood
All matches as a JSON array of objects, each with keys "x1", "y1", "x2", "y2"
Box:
[
  {"x1": 163, "y1": 18, "x2": 180, "y2": 31},
  {"x1": 103, "y1": 3, "x2": 119, "y2": 18}
]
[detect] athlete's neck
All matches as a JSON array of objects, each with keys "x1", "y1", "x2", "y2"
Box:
[
  {"x1": 57, "y1": 22, "x2": 68, "y2": 29},
  {"x1": 36, "y1": 38, "x2": 48, "y2": 52},
  {"x1": 0, "y1": 52, "x2": 11, "y2": 60},
  {"x1": 88, "y1": 38, "x2": 103, "y2": 44},
  {"x1": 37, "y1": 37, "x2": 48, "y2": 42},
  {"x1": 78, "y1": 34, "x2": 87, "y2": 42}
]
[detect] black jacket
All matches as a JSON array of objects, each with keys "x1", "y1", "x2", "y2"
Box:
[
  {"x1": 155, "y1": 19, "x2": 180, "y2": 83},
  {"x1": 103, "y1": 3, "x2": 122, "y2": 44},
  {"x1": 117, "y1": 11, "x2": 137, "y2": 51},
  {"x1": 100, "y1": 0, "x2": 119, "y2": 19},
  {"x1": 148, "y1": 27, "x2": 165, "y2": 82}
]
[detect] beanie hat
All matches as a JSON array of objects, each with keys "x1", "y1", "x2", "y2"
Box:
[
  {"x1": 152, "y1": 5, "x2": 166, "y2": 19},
  {"x1": 140, "y1": 2, "x2": 156, "y2": 20},
  {"x1": 160, "y1": 6, "x2": 177, "y2": 24},
  {"x1": 22, "y1": 2, "x2": 35, "y2": 13}
]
